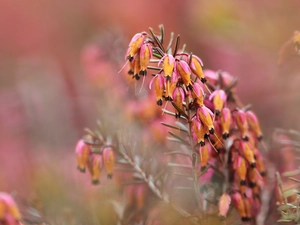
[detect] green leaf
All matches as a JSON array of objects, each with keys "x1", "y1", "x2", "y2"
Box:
[{"x1": 161, "y1": 122, "x2": 188, "y2": 133}]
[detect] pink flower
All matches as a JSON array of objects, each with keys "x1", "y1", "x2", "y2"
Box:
[
  {"x1": 209, "y1": 90, "x2": 227, "y2": 115},
  {"x1": 102, "y1": 147, "x2": 115, "y2": 179},
  {"x1": 218, "y1": 193, "x2": 231, "y2": 219},
  {"x1": 125, "y1": 32, "x2": 146, "y2": 61},
  {"x1": 191, "y1": 82, "x2": 205, "y2": 107},
  {"x1": 175, "y1": 59, "x2": 193, "y2": 90},
  {"x1": 75, "y1": 139, "x2": 91, "y2": 173},
  {"x1": 158, "y1": 54, "x2": 175, "y2": 78},
  {"x1": 149, "y1": 74, "x2": 165, "y2": 106},
  {"x1": 0, "y1": 192, "x2": 21, "y2": 225},
  {"x1": 246, "y1": 111, "x2": 263, "y2": 140},
  {"x1": 172, "y1": 87, "x2": 185, "y2": 118},
  {"x1": 196, "y1": 106, "x2": 214, "y2": 134},
  {"x1": 139, "y1": 43, "x2": 153, "y2": 76},
  {"x1": 188, "y1": 54, "x2": 206, "y2": 83},
  {"x1": 233, "y1": 110, "x2": 249, "y2": 141},
  {"x1": 220, "y1": 107, "x2": 231, "y2": 139},
  {"x1": 89, "y1": 154, "x2": 103, "y2": 185}
]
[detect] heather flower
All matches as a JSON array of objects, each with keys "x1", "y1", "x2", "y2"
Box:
[
  {"x1": 233, "y1": 155, "x2": 247, "y2": 195},
  {"x1": 133, "y1": 52, "x2": 141, "y2": 80},
  {"x1": 102, "y1": 147, "x2": 115, "y2": 179},
  {"x1": 233, "y1": 110, "x2": 249, "y2": 141},
  {"x1": 191, "y1": 82, "x2": 205, "y2": 107},
  {"x1": 175, "y1": 59, "x2": 193, "y2": 90},
  {"x1": 246, "y1": 110, "x2": 263, "y2": 140},
  {"x1": 159, "y1": 54, "x2": 175, "y2": 79},
  {"x1": 209, "y1": 90, "x2": 227, "y2": 116},
  {"x1": 218, "y1": 193, "x2": 231, "y2": 220},
  {"x1": 243, "y1": 197, "x2": 252, "y2": 221},
  {"x1": 232, "y1": 192, "x2": 247, "y2": 221},
  {"x1": 220, "y1": 107, "x2": 231, "y2": 139},
  {"x1": 149, "y1": 74, "x2": 164, "y2": 106},
  {"x1": 196, "y1": 105, "x2": 214, "y2": 134},
  {"x1": 0, "y1": 192, "x2": 21, "y2": 225},
  {"x1": 172, "y1": 87, "x2": 185, "y2": 118},
  {"x1": 139, "y1": 43, "x2": 152, "y2": 76},
  {"x1": 192, "y1": 117, "x2": 207, "y2": 146},
  {"x1": 247, "y1": 167, "x2": 260, "y2": 199},
  {"x1": 239, "y1": 141, "x2": 256, "y2": 168},
  {"x1": 89, "y1": 154, "x2": 103, "y2": 185},
  {"x1": 75, "y1": 139, "x2": 91, "y2": 173},
  {"x1": 188, "y1": 54, "x2": 206, "y2": 83},
  {"x1": 125, "y1": 32, "x2": 146, "y2": 62},
  {"x1": 199, "y1": 142, "x2": 211, "y2": 170}
]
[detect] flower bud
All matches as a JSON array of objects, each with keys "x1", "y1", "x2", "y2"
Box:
[
  {"x1": 102, "y1": 147, "x2": 115, "y2": 179},
  {"x1": 218, "y1": 193, "x2": 231, "y2": 220},
  {"x1": 220, "y1": 107, "x2": 231, "y2": 139},
  {"x1": 126, "y1": 32, "x2": 146, "y2": 62},
  {"x1": 175, "y1": 59, "x2": 193, "y2": 90},
  {"x1": 139, "y1": 43, "x2": 152, "y2": 76},
  {"x1": 75, "y1": 139, "x2": 90, "y2": 173},
  {"x1": 189, "y1": 54, "x2": 206, "y2": 83}
]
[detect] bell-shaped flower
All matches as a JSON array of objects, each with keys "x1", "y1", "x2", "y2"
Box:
[
  {"x1": 246, "y1": 111, "x2": 263, "y2": 140},
  {"x1": 139, "y1": 43, "x2": 152, "y2": 76},
  {"x1": 159, "y1": 54, "x2": 175, "y2": 79},
  {"x1": 233, "y1": 110, "x2": 249, "y2": 141},
  {"x1": 191, "y1": 83, "x2": 205, "y2": 107},
  {"x1": 133, "y1": 52, "x2": 141, "y2": 80},
  {"x1": 149, "y1": 74, "x2": 165, "y2": 106},
  {"x1": 220, "y1": 107, "x2": 231, "y2": 139},
  {"x1": 247, "y1": 167, "x2": 261, "y2": 199},
  {"x1": 218, "y1": 193, "x2": 231, "y2": 220},
  {"x1": 75, "y1": 139, "x2": 91, "y2": 173},
  {"x1": 175, "y1": 59, "x2": 193, "y2": 90},
  {"x1": 243, "y1": 197, "x2": 252, "y2": 221},
  {"x1": 239, "y1": 141, "x2": 256, "y2": 168},
  {"x1": 197, "y1": 105, "x2": 215, "y2": 134},
  {"x1": 232, "y1": 192, "x2": 247, "y2": 221},
  {"x1": 192, "y1": 118, "x2": 207, "y2": 146},
  {"x1": 172, "y1": 87, "x2": 185, "y2": 118},
  {"x1": 125, "y1": 32, "x2": 146, "y2": 62},
  {"x1": 102, "y1": 147, "x2": 115, "y2": 179},
  {"x1": 209, "y1": 90, "x2": 227, "y2": 115},
  {"x1": 189, "y1": 54, "x2": 206, "y2": 83},
  {"x1": 89, "y1": 154, "x2": 103, "y2": 185},
  {"x1": 0, "y1": 192, "x2": 21, "y2": 225},
  {"x1": 233, "y1": 155, "x2": 247, "y2": 195},
  {"x1": 199, "y1": 142, "x2": 211, "y2": 170}
]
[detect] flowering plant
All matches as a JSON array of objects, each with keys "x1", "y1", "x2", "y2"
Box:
[{"x1": 76, "y1": 25, "x2": 271, "y2": 225}]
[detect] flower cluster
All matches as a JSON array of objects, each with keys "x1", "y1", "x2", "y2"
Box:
[
  {"x1": 75, "y1": 133, "x2": 116, "y2": 184},
  {"x1": 76, "y1": 25, "x2": 269, "y2": 224},
  {"x1": 123, "y1": 26, "x2": 267, "y2": 222},
  {"x1": 0, "y1": 192, "x2": 22, "y2": 225}
]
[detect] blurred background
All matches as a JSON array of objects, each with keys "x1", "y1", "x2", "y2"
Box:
[{"x1": 1, "y1": 0, "x2": 300, "y2": 224}]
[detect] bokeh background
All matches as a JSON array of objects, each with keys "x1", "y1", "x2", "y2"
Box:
[{"x1": 1, "y1": 0, "x2": 300, "y2": 224}]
